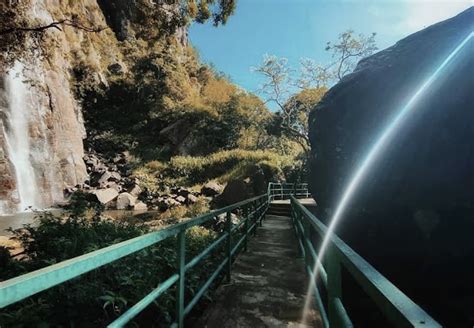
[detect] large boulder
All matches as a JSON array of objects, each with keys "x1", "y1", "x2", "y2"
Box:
[
  {"x1": 308, "y1": 8, "x2": 473, "y2": 326},
  {"x1": 90, "y1": 188, "x2": 119, "y2": 205},
  {"x1": 218, "y1": 180, "x2": 253, "y2": 206},
  {"x1": 116, "y1": 192, "x2": 136, "y2": 210},
  {"x1": 201, "y1": 182, "x2": 223, "y2": 197}
]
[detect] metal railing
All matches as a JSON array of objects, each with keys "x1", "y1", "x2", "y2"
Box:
[
  {"x1": 0, "y1": 194, "x2": 269, "y2": 328},
  {"x1": 290, "y1": 196, "x2": 441, "y2": 328},
  {"x1": 267, "y1": 182, "x2": 309, "y2": 201}
]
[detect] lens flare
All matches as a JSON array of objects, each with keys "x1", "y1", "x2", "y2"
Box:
[{"x1": 302, "y1": 31, "x2": 473, "y2": 324}]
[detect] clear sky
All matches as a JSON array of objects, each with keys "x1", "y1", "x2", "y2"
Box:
[{"x1": 189, "y1": 0, "x2": 472, "y2": 96}]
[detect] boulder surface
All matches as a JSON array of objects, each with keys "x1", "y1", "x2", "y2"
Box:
[{"x1": 308, "y1": 8, "x2": 473, "y2": 326}]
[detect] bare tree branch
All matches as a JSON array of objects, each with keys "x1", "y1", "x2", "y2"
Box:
[{"x1": 0, "y1": 18, "x2": 108, "y2": 35}]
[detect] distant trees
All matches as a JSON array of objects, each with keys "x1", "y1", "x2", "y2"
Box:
[{"x1": 253, "y1": 30, "x2": 377, "y2": 149}]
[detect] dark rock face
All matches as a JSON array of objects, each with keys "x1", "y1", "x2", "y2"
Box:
[{"x1": 308, "y1": 8, "x2": 473, "y2": 326}]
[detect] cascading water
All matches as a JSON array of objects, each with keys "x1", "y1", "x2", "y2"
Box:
[
  {"x1": 302, "y1": 31, "x2": 474, "y2": 324},
  {"x1": 3, "y1": 62, "x2": 41, "y2": 212}
]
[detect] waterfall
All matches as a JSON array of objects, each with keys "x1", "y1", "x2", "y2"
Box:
[{"x1": 3, "y1": 62, "x2": 41, "y2": 212}]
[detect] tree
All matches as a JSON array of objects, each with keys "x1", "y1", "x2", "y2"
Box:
[
  {"x1": 326, "y1": 30, "x2": 377, "y2": 81},
  {"x1": 282, "y1": 87, "x2": 327, "y2": 139},
  {"x1": 252, "y1": 55, "x2": 310, "y2": 150},
  {"x1": 297, "y1": 58, "x2": 331, "y2": 89},
  {"x1": 252, "y1": 30, "x2": 377, "y2": 151},
  {"x1": 185, "y1": 0, "x2": 236, "y2": 26}
]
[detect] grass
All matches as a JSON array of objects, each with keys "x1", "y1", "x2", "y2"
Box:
[{"x1": 134, "y1": 149, "x2": 293, "y2": 189}]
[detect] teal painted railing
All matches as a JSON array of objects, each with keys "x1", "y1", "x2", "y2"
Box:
[
  {"x1": 267, "y1": 182, "x2": 309, "y2": 201},
  {"x1": 290, "y1": 196, "x2": 441, "y2": 328},
  {"x1": 0, "y1": 194, "x2": 269, "y2": 327}
]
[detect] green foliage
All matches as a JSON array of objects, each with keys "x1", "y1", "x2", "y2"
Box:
[
  {"x1": 136, "y1": 149, "x2": 293, "y2": 188},
  {"x1": 0, "y1": 209, "x2": 222, "y2": 327}
]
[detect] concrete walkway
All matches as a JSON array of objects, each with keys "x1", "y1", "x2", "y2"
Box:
[{"x1": 198, "y1": 215, "x2": 321, "y2": 328}]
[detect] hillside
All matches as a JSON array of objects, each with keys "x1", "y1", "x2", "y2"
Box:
[{"x1": 0, "y1": 0, "x2": 303, "y2": 214}]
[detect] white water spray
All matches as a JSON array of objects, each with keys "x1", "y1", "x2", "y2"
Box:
[
  {"x1": 3, "y1": 62, "x2": 41, "y2": 212},
  {"x1": 302, "y1": 31, "x2": 474, "y2": 323}
]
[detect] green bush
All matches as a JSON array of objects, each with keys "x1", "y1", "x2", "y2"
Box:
[
  {"x1": 138, "y1": 149, "x2": 293, "y2": 187},
  {"x1": 0, "y1": 208, "x2": 222, "y2": 327}
]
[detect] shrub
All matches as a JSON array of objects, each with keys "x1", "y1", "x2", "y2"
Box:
[
  {"x1": 138, "y1": 149, "x2": 293, "y2": 187},
  {"x1": 0, "y1": 209, "x2": 224, "y2": 327}
]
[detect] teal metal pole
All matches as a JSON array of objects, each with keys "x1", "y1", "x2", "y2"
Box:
[
  {"x1": 176, "y1": 231, "x2": 186, "y2": 328},
  {"x1": 327, "y1": 246, "x2": 342, "y2": 327},
  {"x1": 226, "y1": 211, "x2": 232, "y2": 283},
  {"x1": 243, "y1": 206, "x2": 249, "y2": 252}
]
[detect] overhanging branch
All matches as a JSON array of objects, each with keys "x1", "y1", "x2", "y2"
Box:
[{"x1": 0, "y1": 19, "x2": 107, "y2": 35}]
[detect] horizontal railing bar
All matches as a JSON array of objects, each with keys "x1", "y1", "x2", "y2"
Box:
[
  {"x1": 302, "y1": 235, "x2": 328, "y2": 287},
  {"x1": 184, "y1": 257, "x2": 228, "y2": 316},
  {"x1": 107, "y1": 273, "x2": 179, "y2": 328},
  {"x1": 290, "y1": 196, "x2": 441, "y2": 328},
  {"x1": 335, "y1": 241, "x2": 440, "y2": 328},
  {"x1": 0, "y1": 194, "x2": 267, "y2": 309},
  {"x1": 231, "y1": 219, "x2": 246, "y2": 233},
  {"x1": 0, "y1": 223, "x2": 183, "y2": 308},
  {"x1": 185, "y1": 232, "x2": 228, "y2": 271},
  {"x1": 231, "y1": 233, "x2": 246, "y2": 257},
  {"x1": 305, "y1": 265, "x2": 329, "y2": 328}
]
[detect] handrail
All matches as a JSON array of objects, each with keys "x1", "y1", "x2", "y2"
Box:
[
  {"x1": 0, "y1": 194, "x2": 269, "y2": 328},
  {"x1": 290, "y1": 196, "x2": 441, "y2": 328},
  {"x1": 267, "y1": 182, "x2": 310, "y2": 201}
]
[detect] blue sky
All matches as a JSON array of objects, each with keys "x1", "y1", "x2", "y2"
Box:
[{"x1": 190, "y1": 0, "x2": 472, "y2": 96}]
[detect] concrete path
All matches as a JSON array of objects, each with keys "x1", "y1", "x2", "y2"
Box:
[{"x1": 198, "y1": 215, "x2": 321, "y2": 328}]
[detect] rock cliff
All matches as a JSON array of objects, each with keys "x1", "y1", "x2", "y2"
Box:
[
  {"x1": 308, "y1": 7, "x2": 473, "y2": 325},
  {"x1": 0, "y1": 0, "x2": 188, "y2": 213}
]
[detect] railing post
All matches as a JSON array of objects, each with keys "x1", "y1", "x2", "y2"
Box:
[
  {"x1": 302, "y1": 215, "x2": 311, "y2": 270},
  {"x1": 327, "y1": 245, "x2": 342, "y2": 327},
  {"x1": 243, "y1": 206, "x2": 249, "y2": 252},
  {"x1": 226, "y1": 211, "x2": 232, "y2": 283},
  {"x1": 176, "y1": 231, "x2": 186, "y2": 328},
  {"x1": 252, "y1": 201, "x2": 258, "y2": 236}
]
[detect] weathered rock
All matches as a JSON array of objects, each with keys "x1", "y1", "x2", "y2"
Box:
[
  {"x1": 175, "y1": 196, "x2": 186, "y2": 204},
  {"x1": 91, "y1": 188, "x2": 119, "y2": 205},
  {"x1": 128, "y1": 184, "x2": 142, "y2": 197},
  {"x1": 187, "y1": 194, "x2": 198, "y2": 204},
  {"x1": 218, "y1": 180, "x2": 252, "y2": 206},
  {"x1": 116, "y1": 192, "x2": 136, "y2": 210},
  {"x1": 308, "y1": 8, "x2": 473, "y2": 326},
  {"x1": 97, "y1": 171, "x2": 121, "y2": 187},
  {"x1": 133, "y1": 201, "x2": 147, "y2": 211},
  {"x1": 201, "y1": 182, "x2": 223, "y2": 197},
  {"x1": 177, "y1": 188, "x2": 190, "y2": 198}
]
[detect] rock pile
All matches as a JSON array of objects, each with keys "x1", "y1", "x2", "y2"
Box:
[{"x1": 65, "y1": 153, "x2": 224, "y2": 212}]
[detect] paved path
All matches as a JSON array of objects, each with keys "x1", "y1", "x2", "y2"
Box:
[{"x1": 198, "y1": 215, "x2": 321, "y2": 328}]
